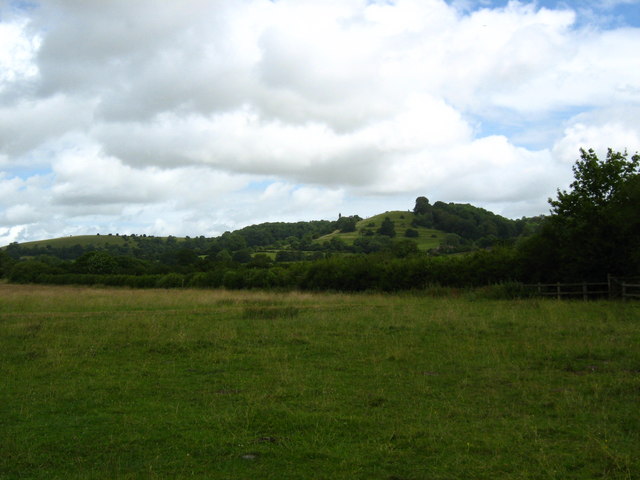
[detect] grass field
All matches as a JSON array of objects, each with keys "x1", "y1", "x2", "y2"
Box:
[{"x1": 1, "y1": 284, "x2": 639, "y2": 479}]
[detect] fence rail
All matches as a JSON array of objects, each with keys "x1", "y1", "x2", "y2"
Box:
[
  {"x1": 523, "y1": 278, "x2": 640, "y2": 300},
  {"x1": 622, "y1": 283, "x2": 640, "y2": 300},
  {"x1": 524, "y1": 282, "x2": 609, "y2": 300}
]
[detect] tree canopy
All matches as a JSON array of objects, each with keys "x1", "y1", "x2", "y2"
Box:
[
  {"x1": 378, "y1": 217, "x2": 396, "y2": 237},
  {"x1": 413, "y1": 196, "x2": 430, "y2": 216},
  {"x1": 550, "y1": 148, "x2": 639, "y2": 217},
  {"x1": 520, "y1": 148, "x2": 640, "y2": 281}
]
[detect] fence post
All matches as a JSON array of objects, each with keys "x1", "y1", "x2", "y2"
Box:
[
  {"x1": 582, "y1": 282, "x2": 588, "y2": 301},
  {"x1": 557, "y1": 282, "x2": 561, "y2": 300}
]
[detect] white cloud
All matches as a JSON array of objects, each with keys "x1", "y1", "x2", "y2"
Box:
[
  {"x1": 0, "y1": 95, "x2": 94, "y2": 157},
  {"x1": 0, "y1": 0, "x2": 639, "y2": 242},
  {"x1": 0, "y1": 18, "x2": 40, "y2": 94},
  {"x1": 553, "y1": 106, "x2": 640, "y2": 162}
]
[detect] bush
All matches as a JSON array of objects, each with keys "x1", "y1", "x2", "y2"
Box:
[
  {"x1": 470, "y1": 282, "x2": 534, "y2": 300},
  {"x1": 8, "y1": 261, "x2": 59, "y2": 283},
  {"x1": 222, "y1": 270, "x2": 245, "y2": 289},
  {"x1": 156, "y1": 273, "x2": 185, "y2": 288}
]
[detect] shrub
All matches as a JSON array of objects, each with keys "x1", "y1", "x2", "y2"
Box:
[{"x1": 156, "y1": 273, "x2": 185, "y2": 288}]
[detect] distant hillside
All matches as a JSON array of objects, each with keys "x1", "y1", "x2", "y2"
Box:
[
  {"x1": 2, "y1": 199, "x2": 542, "y2": 261},
  {"x1": 15, "y1": 234, "x2": 134, "y2": 249},
  {"x1": 2, "y1": 234, "x2": 192, "y2": 261},
  {"x1": 316, "y1": 202, "x2": 540, "y2": 253},
  {"x1": 316, "y1": 211, "x2": 447, "y2": 252},
  {"x1": 221, "y1": 220, "x2": 335, "y2": 248}
]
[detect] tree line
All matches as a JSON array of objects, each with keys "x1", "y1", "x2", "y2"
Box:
[{"x1": 1, "y1": 148, "x2": 638, "y2": 292}]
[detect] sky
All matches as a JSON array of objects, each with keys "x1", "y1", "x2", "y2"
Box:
[{"x1": 1, "y1": 0, "x2": 639, "y2": 245}]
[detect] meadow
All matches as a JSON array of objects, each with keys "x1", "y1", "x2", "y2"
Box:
[{"x1": 1, "y1": 284, "x2": 639, "y2": 479}]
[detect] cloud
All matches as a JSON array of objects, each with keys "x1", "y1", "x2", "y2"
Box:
[
  {"x1": 0, "y1": 95, "x2": 94, "y2": 157},
  {"x1": 0, "y1": 0, "x2": 639, "y2": 242},
  {"x1": 553, "y1": 106, "x2": 640, "y2": 162},
  {"x1": 0, "y1": 17, "x2": 40, "y2": 95}
]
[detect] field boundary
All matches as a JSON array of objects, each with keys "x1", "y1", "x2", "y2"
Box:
[{"x1": 524, "y1": 276, "x2": 640, "y2": 300}]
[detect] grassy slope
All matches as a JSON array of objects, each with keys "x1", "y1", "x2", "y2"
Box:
[
  {"x1": 6, "y1": 212, "x2": 445, "y2": 253},
  {"x1": 7, "y1": 234, "x2": 185, "y2": 249},
  {"x1": 1, "y1": 284, "x2": 638, "y2": 479},
  {"x1": 316, "y1": 210, "x2": 446, "y2": 251},
  {"x1": 11, "y1": 235, "x2": 129, "y2": 248}
]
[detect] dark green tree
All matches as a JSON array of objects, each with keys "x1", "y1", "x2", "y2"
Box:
[
  {"x1": 413, "y1": 196, "x2": 430, "y2": 215},
  {"x1": 219, "y1": 232, "x2": 247, "y2": 251},
  {"x1": 335, "y1": 215, "x2": 359, "y2": 233},
  {"x1": 378, "y1": 217, "x2": 396, "y2": 237},
  {"x1": 0, "y1": 250, "x2": 15, "y2": 277},
  {"x1": 519, "y1": 148, "x2": 640, "y2": 281},
  {"x1": 232, "y1": 248, "x2": 253, "y2": 263},
  {"x1": 391, "y1": 239, "x2": 419, "y2": 258},
  {"x1": 74, "y1": 251, "x2": 118, "y2": 274},
  {"x1": 550, "y1": 148, "x2": 639, "y2": 217}
]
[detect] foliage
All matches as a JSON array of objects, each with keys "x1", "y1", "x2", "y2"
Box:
[
  {"x1": 73, "y1": 251, "x2": 119, "y2": 274},
  {"x1": 335, "y1": 215, "x2": 360, "y2": 233},
  {"x1": 377, "y1": 216, "x2": 396, "y2": 237},
  {"x1": 411, "y1": 198, "x2": 529, "y2": 243},
  {"x1": 413, "y1": 195, "x2": 430, "y2": 215},
  {"x1": 229, "y1": 220, "x2": 335, "y2": 247},
  {"x1": 519, "y1": 148, "x2": 640, "y2": 281},
  {"x1": 0, "y1": 250, "x2": 15, "y2": 277},
  {"x1": 0, "y1": 196, "x2": 549, "y2": 291},
  {"x1": 7, "y1": 260, "x2": 60, "y2": 283},
  {"x1": 156, "y1": 272, "x2": 186, "y2": 288},
  {"x1": 550, "y1": 148, "x2": 639, "y2": 216}
]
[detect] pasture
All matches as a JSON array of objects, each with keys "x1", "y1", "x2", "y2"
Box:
[{"x1": 1, "y1": 284, "x2": 638, "y2": 479}]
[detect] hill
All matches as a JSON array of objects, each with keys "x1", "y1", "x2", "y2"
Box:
[
  {"x1": 316, "y1": 211, "x2": 447, "y2": 252},
  {"x1": 2, "y1": 199, "x2": 541, "y2": 262},
  {"x1": 0, "y1": 198, "x2": 544, "y2": 290},
  {"x1": 2, "y1": 233, "x2": 193, "y2": 261},
  {"x1": 15, "y1": 234, "x2": 133, "y2": 249}
]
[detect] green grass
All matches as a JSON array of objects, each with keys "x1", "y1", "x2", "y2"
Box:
[
  {"x1": 5, "y1": 234, "x2": 186, "y2": 249},
  {"x1": 6, "y1": 234, "x2": 128, "y2": 249},
  {"x1": 316, "y1": 211, "x2": 446, "y2": 251},
  {"x1": 1, "y1": 284, "x2": 639, "y2": 479}
]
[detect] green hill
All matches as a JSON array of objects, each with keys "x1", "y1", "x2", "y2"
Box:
[
  {"x1": 6, "y1": 234, "x2": 189, "y2": 250},
  {"x1": 15, "y1": 234, "x2": 131, "y2": 249},
  {"x1": 316, "y1": 211, "x2": 446, "y2": 251},
  {"x1": 1, "y1": 234, "x2": 192, "y2": 262},
  {"x1": 3, "y1": 200, "x2": 540, "y2": 261}
]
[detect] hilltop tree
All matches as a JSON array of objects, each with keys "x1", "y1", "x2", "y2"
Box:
[
  {"x1": 335, "y1": 215, "x2": 360, "y2": 233},
  {"x1": 412, "y1": 196, "x2": 434, "y2": 228},
  {"x1": 413, "y1": 196, "x2": 430, "y2": 215}
]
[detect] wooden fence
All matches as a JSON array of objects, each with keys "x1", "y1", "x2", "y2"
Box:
[
  {"x1": 526, "y1": 282, "x2": 609, "y2": 300},
  {"x1": 622, "y1": 282, "x2": 640, "y2": 300},
  {"x1": 524, "y1": 276, "x2": 640, "y2": 300}
]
